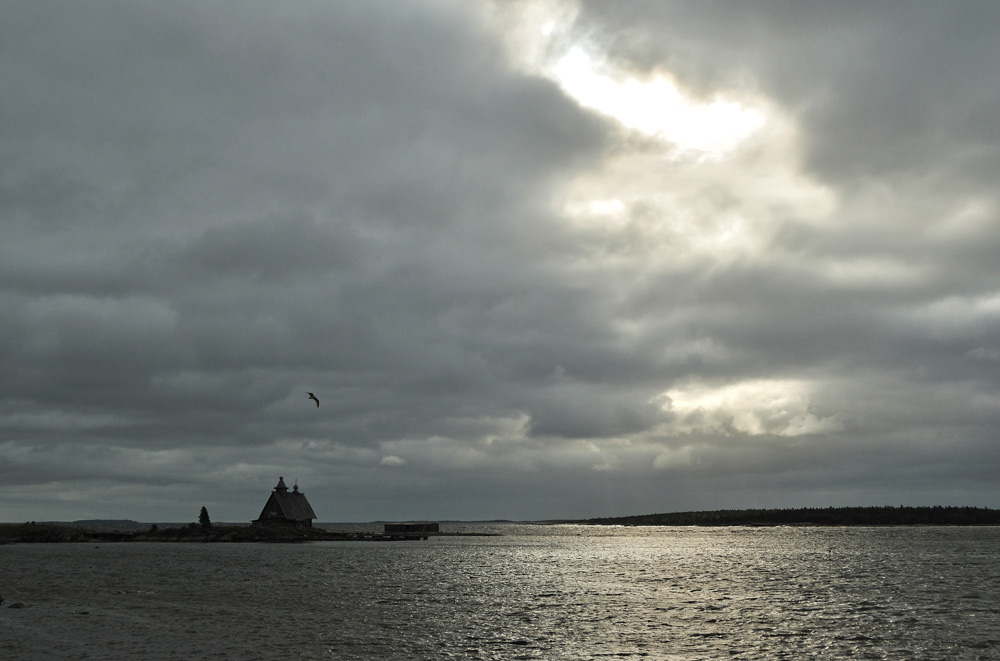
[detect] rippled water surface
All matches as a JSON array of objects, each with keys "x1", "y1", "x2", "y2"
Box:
[{"x1": 2, "y1": 525, "x2": 999, "y2": 659}]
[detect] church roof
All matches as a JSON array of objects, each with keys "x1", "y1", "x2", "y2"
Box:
[{"x1": 255, "y1": 476, "x2": 317, "y2": 522}]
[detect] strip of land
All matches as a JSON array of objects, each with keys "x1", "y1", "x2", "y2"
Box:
[
  {"x1": 572, "y1": 506, "x2": 1000, "y2": 527},
  {"x1": 0, "y1": 523, "x2": 488, "y2": 544},
  {"x1": 5, "y1": 507, "x2": 999, "y2": 544}
]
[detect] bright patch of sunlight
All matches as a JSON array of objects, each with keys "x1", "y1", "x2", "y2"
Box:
[
  {"x1": 584, "y1": 198, "x2": 627, "y2": 217},
  {"x1": 490, "y1": 1, "x2": 764, "y2": 159},
  {"x1": 489, "y1": 0, "x2": 836, "y2": 264},
  {"x1": 659, "y1": 378, "x2": 843, "y2": 437},
  {"x1": 551, "y1": 47, "x2": 765, "y2": 157}
]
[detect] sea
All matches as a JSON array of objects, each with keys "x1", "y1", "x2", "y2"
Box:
[{"x1": 2, "y1": 524, "x2": 998, "y2": 660}]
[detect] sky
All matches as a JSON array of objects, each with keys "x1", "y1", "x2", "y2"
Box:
[{"x1": 3, "y1": 1, "x2": 1000, "y2": 523}]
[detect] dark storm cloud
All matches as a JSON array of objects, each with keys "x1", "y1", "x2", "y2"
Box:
[
  {"x1": 0, "y1": 1, "x2": 610, "y2": 517},
  {"x1": 2, "y1": 1, "x2": 999, "y2": 521}
]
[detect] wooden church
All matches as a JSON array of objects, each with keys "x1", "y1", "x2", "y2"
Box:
[{"x1": 252, "y1": 476, "x2": 318, "y2": 528}]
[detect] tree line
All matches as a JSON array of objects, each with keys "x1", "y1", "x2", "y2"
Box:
[{"x1": 580, "y1": 506, "x2": 1000, "y2": 526}]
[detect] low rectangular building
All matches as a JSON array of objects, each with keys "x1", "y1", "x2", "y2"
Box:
[{"x1": 384, "y1": 521, "x2": 439, "y2": 534}]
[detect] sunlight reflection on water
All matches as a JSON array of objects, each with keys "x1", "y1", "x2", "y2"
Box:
[{"x1": 2, "y1": 525, "x2": 999, "y2": 660}]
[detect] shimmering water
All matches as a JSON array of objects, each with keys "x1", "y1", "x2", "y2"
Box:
[{"x1": 2, "y1": 525, "x2": 999, "y2": 660}]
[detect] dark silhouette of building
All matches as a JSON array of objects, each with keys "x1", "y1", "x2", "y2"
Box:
[
  {"x1": 384, "y1": 521, "x2": 439, "y2": 534},
  {"x1": 253, "y1": 476, "x2": 317, "y2": 528}
]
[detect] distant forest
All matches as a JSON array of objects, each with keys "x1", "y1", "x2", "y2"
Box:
[{"x1": 579, "y1": 506, "x2": 1000, "y2": 527}]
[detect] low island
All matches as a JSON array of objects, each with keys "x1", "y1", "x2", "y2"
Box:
[{"x1": 0, "y1": 521, "x2": 443, "y2": 544}]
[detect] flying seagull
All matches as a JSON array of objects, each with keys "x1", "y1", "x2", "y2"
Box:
[{"x1": 307, "y1": 392, "x2": 320, "y2": 408}]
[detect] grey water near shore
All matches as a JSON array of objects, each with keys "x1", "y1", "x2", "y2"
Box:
[{"x1": 2, "y1": 524, "x2": 998, "y2": 660}]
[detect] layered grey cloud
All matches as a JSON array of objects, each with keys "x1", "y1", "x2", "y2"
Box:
[{"x1": 2, "y1": 1, "x2": 999, "y2": 522}]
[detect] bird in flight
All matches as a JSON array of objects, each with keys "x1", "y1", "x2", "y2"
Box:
[{"x1": 307, "y1": 392, "x2": 320, "y2": 408}]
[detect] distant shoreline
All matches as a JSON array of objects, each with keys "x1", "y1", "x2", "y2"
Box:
[
  {"x1": 4, "y1": 507, "x2": 1000, "y2": 544},
  {"x1": 564, "y1": 505, "x2": 1000, "y2": 527}
]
